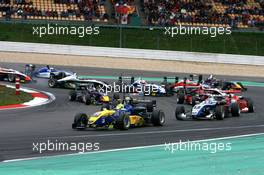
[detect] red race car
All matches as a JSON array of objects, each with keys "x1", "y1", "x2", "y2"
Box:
[
  {"x1": 183, "y1": 88, "x2": 254, "y2": 115},
  {"x1": 0, "y1": 67, "x2": 32, "y2": 83}
]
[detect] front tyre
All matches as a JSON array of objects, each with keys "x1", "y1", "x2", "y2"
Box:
[
  {"x1": 245, "y1": 98, "x2": 254, "y2": 113},
  {"x1": 231, "y1": 103, "x2": 240, "y2": 117},
  {"x1": 8, "y1": 74, "x2": 15, "y2": 82},
  {"x1": 69, "y1": 91, "x2": 77, "y2": 101},
  {"x1": 116, "y1": 113, "x2": 130, "y2": 130},
  {"x1": 48, "y1": 78, "x2": 57, "y2": 88},
  {"x1": 175, "y1": 106, "x2": 186, "y2": 120},
  {"x1": 151, "y1": 110, "x2": 165, "y2": 126},
  {"x1": 215, "y1": 105, "x2": 225, "y2": 120},
  {"x1": 72, "y1": 113, "x2": 88, "y2": 130}
]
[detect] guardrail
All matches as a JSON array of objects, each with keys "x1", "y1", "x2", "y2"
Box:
[{"x1": 0, "y1": 41, "x2": 263, "y2": 66}]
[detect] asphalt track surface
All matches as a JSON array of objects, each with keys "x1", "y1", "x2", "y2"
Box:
[{"x1": 0, "y1": 63, "x2": 264, "y2": 161}]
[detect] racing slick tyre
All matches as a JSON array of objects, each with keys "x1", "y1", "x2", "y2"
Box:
[
  {"x1": 69, "y1": 91, "x2": 77, "y2": 101},
  {"x1": 231, "y1": 103, "x2": 240, "y2": 117},
  {"x1": 177, "y1": 93, "x2": 185, "y2": 104},
  {"x1": 101, "y1": 103, "x2": 110, "y2": 110},
  {"x1": 113, "y1": 93, "x2": 120, "y2": 100},
  {"x1": 72, "y1": 113, "x2": 88, "y2": 130},
  {"x1": 175, "y1": 106, "x2": 185, "y2": 120},
  {"x1": 83, "y1": 94, "x2": 91, "y2": 105},
  {"x1": 191, "y1": 97, "x2": 196, "y2": 107},
  {"x1": 48, "y1": 78, "x2": 57, "y2": 88},
  {"x1": 151, "y1": 110, "x2": 165, "y2": 126},
  {"x1": 116, "y1": 113, "x2": 130, "y2": 130},
  {"x1": 8, "y1": 74, "x2": 15, "y2": 82},
  {"x1": 245, "y1": 98, "x2": 254, "y2": 113},
  {"x1": 215, "y1": 105, "x2": 225, "y2": 120}
]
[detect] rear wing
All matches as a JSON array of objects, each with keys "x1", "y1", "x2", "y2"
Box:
[
  {"x1": 189, "y1": 74, "x2": 203, "y2": 83},
  {"x1": 162, "y1": 76, "x2": 179, "y2": 84},
  {"x1": 118, "y1": 76, "x2": 135, "y2": 84},
  {"x1": 163, "y1": 74, "x2": 203, "y2": 84},
  {"x1": 132, "y1": 99, "x2": 156, "y2": 107}
]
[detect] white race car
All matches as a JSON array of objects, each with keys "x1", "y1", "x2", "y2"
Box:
[
  {"x1": 0, "y1": 67, "x2": 32, "y2": 82},
  {"x1": 117, "y1": 77, "x2": 173, "y2": 96},
  {"x1": 48, "y1": 73, "x2": 110, "y2": 92},
  {"x1": 25, "y1": 65, "x2": 73, "y2": 78}
]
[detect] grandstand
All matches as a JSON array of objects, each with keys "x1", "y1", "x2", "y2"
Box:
[
  {"x1": 0, "y1": 0, "x2": 263, "y2": 29},
  {"x1": 142, "y1": 0, "x2": 264, "y2": 29},
  {"x1": 0, "y1": 0, "x2": 108, "y2": 22}
]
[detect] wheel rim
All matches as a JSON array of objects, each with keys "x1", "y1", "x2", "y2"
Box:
[
  {"x1": 83, "y1": 96, "x2": 86, "y2": 103},
  {"x1": 160, "y1": 113, "x2": 165, "y2": 124},
  {"x1": 8, "y1": 74, "x2": 14, "y2": 82},
  {"x1": 124, "y1": 117, "x2": 130, "y2": 128},
  {"x1": 180, "y1": 113, "x2": 185, "y2": 118},
  {"x1": 79, "y1": 116, "x2": 86, "y2": 126},
  {"x1": 49, "y1": 80, "x2": 55, "y2": 87}
]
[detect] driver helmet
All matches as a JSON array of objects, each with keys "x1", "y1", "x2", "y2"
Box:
[
  {"x1": 116, "y1": 104, "x2": 124, "y2": 110},
  {"x1": 124, "y1": 96, "x2": 132, "y2": 105},
  {"x1": 208, "y1": 74, "x2": 214, "y2": 80},
  {"x1": 140, "y1": 80, "x2": 147, "y2": 85}
]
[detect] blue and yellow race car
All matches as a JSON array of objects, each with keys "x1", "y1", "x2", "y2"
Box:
[{"x1": 72, "y1": 97, "x2": 165, "y2": 130}]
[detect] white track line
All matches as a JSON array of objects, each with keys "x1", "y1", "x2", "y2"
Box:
[
  {"x1": 0, "y1": 84, "x2": 55, "y2": 111},
  {"x1": 2, "y1": 132, "x2": 264, "y2": 163},
  {"x1": 46, "y1": 124, "x2": 264, "y2": 139}
]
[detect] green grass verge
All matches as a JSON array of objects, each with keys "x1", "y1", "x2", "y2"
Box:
[
  {"x1": 0, "y1": 23, "x2": 263, "y2": 56},
  {"x1": 0, "y1": 85, "x2": 33, "y2": 106}
]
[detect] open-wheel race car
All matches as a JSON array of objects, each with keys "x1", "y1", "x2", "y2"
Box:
[
  {"x1": 175, "y1": 92, "x2": 254, "y2": 120},
  {"x1": 72, "y1": 96, "x2": 165, "y2": 130},
  {"x1": 68, "y1": 84, "x2": 120, "y2": 105},
  {"x1": 24, "y1": 64, "x2": 73, "y2": 79},
  {"x1": 116, "y1": 76, "x2": 174, "y2": 96},
  {"x1": 48, "y1": 73, "x2": 109, "y2": 91},
  {"x1": 177, "y1": 88, "x2": 254, "y2": 112},
  {"x1": 175, "y1": 96, "x2": 237, "y2": 120},
  {"x1": 0, "y1": 67, "x2": 32, "y2": 83},
  {"x1": 166, "y1": 74, "x2": 248, "y2": 93}
]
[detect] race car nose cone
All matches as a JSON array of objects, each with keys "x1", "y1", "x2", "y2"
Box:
[{"x1": 25, "y1": 76, "x2": 32, "y2": 82}]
